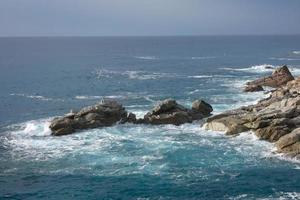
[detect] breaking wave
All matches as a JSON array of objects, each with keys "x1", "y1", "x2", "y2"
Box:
[
  {"x1": 222, "y1": 64, "x2": 300, "y2": 76},
  {"x1": 134, "y1": 56, "x2": 158, "y2": 60},
  {"x1": 9, "y1": 93, "x2": 57, "y2": 101},
  {"x1": 292, "y1": 51, "x2": 300, "y2": 55},
  {"x1": 221, "y1": 64, "x2": 276, "y2": 73},
  {"x1": 269, "y1": 57, "x2": 300, "y2": 61},
  {"x1": 191, "y1": 56, "x2": 216, "y2": 60},
  {"x1": 94, "y1": 69, "x2": 178, "y2": 80}
]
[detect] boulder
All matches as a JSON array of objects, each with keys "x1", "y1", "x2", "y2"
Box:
[
  {"x1": 192, "y1": 100, "x2": 213, "y2": 115},
  {"x1": 246, "y1": 65, "x2": 294, "y2": 88},
  {"x1": 243, "y1": 84, "x2": 264, "y2": 92},
  {"x1": 49, "y1": 99, "x2": 129, "y2": 136},
  {"x1": 276, "y1": 128, "x2": 300, "y2": 155},
  {"x1": 205, "y1": 115, "x2": 249, "y2": 135},
  {"x1": 143, "y1": 99, "x2": 212, "y2": 125}
]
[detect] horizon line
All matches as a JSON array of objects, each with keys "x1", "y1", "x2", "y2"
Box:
[{"x1": 1, "y1": 33, "x2": 300, "y2": 38}]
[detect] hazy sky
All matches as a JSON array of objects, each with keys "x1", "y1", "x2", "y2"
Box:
[{"x1": 0, "y1": 0, "x2": 300, "y2": 36}]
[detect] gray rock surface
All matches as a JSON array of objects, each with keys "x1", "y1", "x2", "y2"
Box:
[
  {"x1": 143, "y1": 99, "x2": 213, "y2": 125},
  {"x1": 205, "y1": 66, "x2": 300, "y2": 158},
  {"x1": 50, "y1": 99, "x2": 128, "y2": 136}
]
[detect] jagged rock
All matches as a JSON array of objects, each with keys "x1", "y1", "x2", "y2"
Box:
[
  {"x1": 243, "y1": 84, "x2": 264, "y2": 92},
  {"x1": 246, "y1": 65, "x2": 294, "y2": 88},
  {"x1": 143, "y1": 99, "x2": 212, "y2": 125},
  {"x1": 50, "y1": 99, "x2": 128, "y2": 136},
  {"x1": 204, "y1": 67, "x2": 300, "y2": 158}
]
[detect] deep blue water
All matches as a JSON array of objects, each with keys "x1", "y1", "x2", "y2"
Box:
[{"x1": 1, "y1": 36, "x2": 300, "y2": 199}]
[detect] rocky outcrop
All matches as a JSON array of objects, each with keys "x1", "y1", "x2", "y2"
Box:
[
  {"x1": 245, "y1": 65, "x2": 294, "y2": 91},
  {"x1": 205, "y1": 66, "x2": 300, "y2": 158},
  {"x1": 143, "y1": 99, "x2": 212, "y2": 125},
  {"x1": 50, "y1": 100, "x2": 129, "y2": 136},
  {"x1": 276, "y1": 128, "x2": 300, "y2": 157},
  {"x1": 50, "y1": 98, "x2": 213, "y2": 136},
  {"x1": 243, "y1": 84, "x2": 264, "y2": 92}
]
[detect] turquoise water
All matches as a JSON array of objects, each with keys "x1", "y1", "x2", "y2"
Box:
[{"x1": 1, "y1": 36, "x2": 300, "y2": 199}]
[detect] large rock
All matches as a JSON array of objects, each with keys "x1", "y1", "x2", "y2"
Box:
[
  {"x1": 143, "y1": 99, "x2": 212, "y2": 125},
  {"x1": 276, "y1": 128, "x2": 300, "y2": 156},
  {"x1": 50, "y1": 99, "x2": 129, "y2": 136},
  {"x1": 204, "y1": 71, "x2": 300, "y2": 158},
  {"x1": 205, "y1": 115, "x2": 249, "y2": 135},
  {"x1": 192, "y1": 100, "x2": 213, "y2": 115},
  {"x1": 243, "y1": 84, "x2": 264, "y2": 92},
  {"x1": 246, "y1": 65, "x2": 294, "y2": 89}
]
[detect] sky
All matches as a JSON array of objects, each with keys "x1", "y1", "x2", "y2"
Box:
[{"x1": 0, "y1": 0, "x2": 300, "y2": 36}]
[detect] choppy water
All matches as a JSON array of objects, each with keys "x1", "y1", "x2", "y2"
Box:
[{"x1": 1, "y1": 36, "x2": 300, "y2": 199}]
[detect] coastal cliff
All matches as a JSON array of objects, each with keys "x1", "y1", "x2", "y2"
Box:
[{"x1": 205, "y1": 65, "x2": 300, "y2": 158}]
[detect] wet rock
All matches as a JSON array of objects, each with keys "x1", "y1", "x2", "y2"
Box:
[
  {"x1": 50, "y1": 99, "x2": 129, "y2": 136},
  {"x1": 205, "y1": 115, "x2": 249, "y2": 135},
  {"x1": 204, "y1": 68, "x2": 300, "y2": 158},
  {"x1": 276, "y1": 128, "x2": 300, "y2": 155},
  {"x1": 191, "y1": 100, "x2": 213, "y2": 116},
  {"x1": 143, "y1": 99, "x2": 212, "y2": 125},
  {"x1": 246, "y1": 65, "x2": 294, "y2": 88},
  {"x1": 243, "y1": 84, "x2": 264, "y2": 92}
]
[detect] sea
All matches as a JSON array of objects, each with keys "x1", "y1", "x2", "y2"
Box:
[{"x1": 1, "y1": 36, "x2": 300, "y2": 199}]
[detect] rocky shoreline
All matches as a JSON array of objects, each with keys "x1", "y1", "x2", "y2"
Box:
[
  {"x1": 49, "y1": 65, "x2": 300, "y2": 159},
  {"x1": 205, "y1": 65, "x2": 300, "y2": 159}
]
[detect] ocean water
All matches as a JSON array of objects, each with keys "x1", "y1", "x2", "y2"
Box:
[{"x1": 1, "y1": 36, "x2": 300, "y2": 199}]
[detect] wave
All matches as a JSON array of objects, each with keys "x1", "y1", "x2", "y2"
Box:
[
  {"x1": 75, "y1": 95, "x2": 124, "y2": 100},
  {"x1": 293, "y1": 51, "x2": 300, "y2": 55},
  {"x1": 94, "y1": 69, "x2": 178, "y2": 80},
  {"x1": 222, "y1": 64, "x2": 300, "y2": 76},
  {"x1": 191, "y1": 56, "x2": 216, "y2": 60},
  {"x1": 134, "y1": 56, "x2": 158, "y2": 60},
  {"x1": 10, "y1": 93, "x2": 54, "y2": 101},
  {"x1": 188, "y1": 75, "x2": 213, "y2": 79},
  {"x1": 269, "y1": 57, "x2": 300, "y2": 61},
  {"x1": 221, "y1": 64, "x2": 276, "y2": 73}
]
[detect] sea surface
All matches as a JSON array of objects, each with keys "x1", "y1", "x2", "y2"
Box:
[{"x1": 1, "y1": 36, "x2": 300, "y2": 199}]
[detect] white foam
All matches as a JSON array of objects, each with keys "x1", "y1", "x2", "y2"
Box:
[
  {"x1": 188, "y1": 75, "x2": 213, "y2": 78},
  {"x1": 75, "y1": 95, "x2": 124, "y2": 100},
  {"x1": 293, "y1": 51, "x2": 300, "y2": 55},
  {"x1": 191, "y1": 56, "x2": 216, "y2": 60},
  {"x1": 269, "y1": 57, "x2": 300, "y2": 61},
  {"x1": 222, "y1": 64, "x2": 276, "y2": 73},
  {"x1": 134, "y1": 56, "x2": 158, "y2": 60},
  {"x1": 94, "y1": 68, "x2": 178, "y2": 80},
  {"x1": 10, "y1": 93, "x2": 53, "y2": 101}
]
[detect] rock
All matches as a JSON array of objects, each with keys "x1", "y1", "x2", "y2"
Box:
[
  {"x1": 205, "y1": 115, "x2": 249, "y2": 135},
  {"x1": 143, "y1": 98, "x2": 212, "y2": 125},
  {"x1": 120, "y1": 112, "x2": 137, "y2": 124},
  {"x1": 192, "y1": 100, "x2": 213, "y2": 115},
  {"x1": 246, "y1": 65, "x2": 294, "y2": 88},
  {"x1": 50, "y1": 99, "x2": 129, "y2": 136},
  {"x1": 243, "y1": 84, "x2": 264, "y2": 92},
  {"x1": 264, "y1": 65, "x2": 274, "y2": 69},
  {"x1": 276, "y1": 128, "x2": 300, "y2": 155},
  {"x1": 204, "y1": 69, "x2": 300, "y2": 158}
]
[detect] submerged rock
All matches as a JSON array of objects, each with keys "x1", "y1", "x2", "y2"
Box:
[
  {"x1": 245, "y1": 65, "x2": 294, "y2": 89},
  {"x1": 205, "y1": 66, "x2": 300, "y2": 158},
  {"x1": 143, "y1": 99, "x2": 212, "y2": 125},
  {"x1": 50, "y1": 99, "x2": 128, "y2": 136}
]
